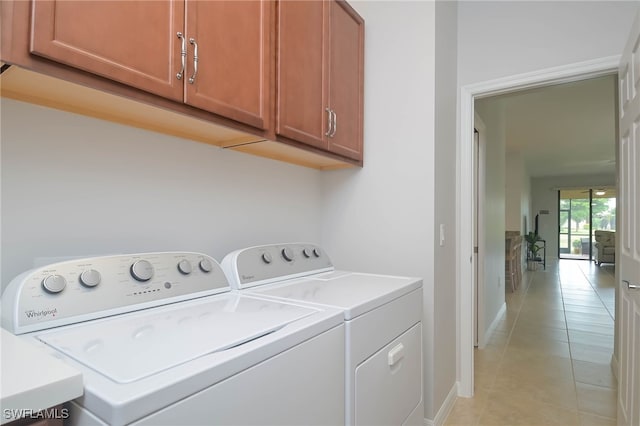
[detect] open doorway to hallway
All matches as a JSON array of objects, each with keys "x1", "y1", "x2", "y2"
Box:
[{"x1": 471, "y1": 72, "x2": 617, "y2": 390}]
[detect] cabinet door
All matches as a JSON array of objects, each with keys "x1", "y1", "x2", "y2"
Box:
[
  {"x1": 276, "y1": 0, "x2": 328, "y2": 149},
  {"x1": 327, "y1": 0, "x2": 364, "y2": 161},
  {"x1": 30, "y1": 0, "x2": 184, "y2": 101},
  {"x1": 185, "y1": 0, "x2": 272, "y2": 130}
]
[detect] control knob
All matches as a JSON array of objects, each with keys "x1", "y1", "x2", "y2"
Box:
[
  {"x1": 80, "y1": 269, "x2": 101, "y2": 287},
  {"x1": 313, "y1": 248, "x2": 321, "y2": 258},
  {"x1": 131, "y1": 260, "x2": 154, "y2": 282},
  {"x1": 261, "y1": 253, "x2": 273, "y2": 264},
  {"x1": 177, "y1": 259, "x2": 193, "y2": 275},
  {"x1": 42, "y1": 275, "x2": 67, "y2": 293},
  {"x1": 281, "y1": 247, "x2": 294, "y2": 262},
  {"x1": 302, "y1": 248, "x2": 312, "y2": 258},
  {"x1": 199, "y1": 259, "x2": 213, "y2": 273}
]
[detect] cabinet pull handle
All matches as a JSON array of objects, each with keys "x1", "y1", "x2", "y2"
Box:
[
  {"x1": 330, "y1": 109, "x2": 337, "y2": 137},
  {"x1": 623, "y1": 280, "x2": 639, "y2": 290},
  {"x1": 176, "y1": 32, "x2": 186, "y2": 81},
  {"x1": 188, "y1": 38, "x2": 199, "y2": 84},
  {"x1": 325, "y1": 107, "x2": 333, "y2": 136}
]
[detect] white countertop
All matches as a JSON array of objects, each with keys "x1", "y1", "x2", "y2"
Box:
[{"x1": 0, "y1": 328, "x2": 83, "y2": 424}]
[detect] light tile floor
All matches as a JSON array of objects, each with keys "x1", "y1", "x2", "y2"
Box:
[{"x1": 445, "y1": 259, "x2": 617, "y2": 426}]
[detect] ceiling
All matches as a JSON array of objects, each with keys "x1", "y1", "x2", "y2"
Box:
[
  {"x1": 560, "y1": 187, "x2": 617, "y2": 200},
  {"x1": 483, "y1": 75, "x2": 617, "y2": 178}
]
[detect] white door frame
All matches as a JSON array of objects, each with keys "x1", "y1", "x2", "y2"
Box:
[
  {"x1": 456, "y1": 55, "x2": 620, "y2": 397},
  {"x1": 473, "y1": 115, "x2": 486, "y2": 349}
]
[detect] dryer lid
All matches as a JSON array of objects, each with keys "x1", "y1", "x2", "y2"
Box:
[
  {"x1": 251, "y1": 271, "x2": 422, "y2": 320},
  {"x1": 37, "y1": 294, "x2": 317, "y2": 383}
]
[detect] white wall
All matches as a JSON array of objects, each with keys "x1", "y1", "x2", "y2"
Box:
[
  {"x1": 433, "y1": 0, "x2": 458, "y2": 415},
  {"x1": 531, "y1": 174, "x2": 616, "y2": 260},
  {"x1": 320, "y1": 1, "x2": 445, "y2": 420},
  {"x1": 320, "y1": 0, "x2": 434, "y2": 285},
  {"x1": 458, "y1": 1, "x2": 639, "y2": 86},
  {"x1": 505, "y1": 151, "x2": 532, "y2": 235},
  {"x1": 475, "y1": 99, "x2": 506, "y2": 341},
  {"x1": 1, "y1": 99, "x2": 323, "y2": 290}
]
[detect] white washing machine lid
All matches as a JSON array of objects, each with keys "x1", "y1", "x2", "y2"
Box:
[
  {"x1": 248, "y1": 271, "x2": 422, "y2": 320},
  {"x1": 37, "y1": 294, "x2": 316, "y2": 384}
]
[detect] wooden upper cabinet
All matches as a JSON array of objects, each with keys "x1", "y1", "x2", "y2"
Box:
[
  {"x1": 185, "y1": 0, "x2": 272, "y2": 130},
  {"x1": 276, "y1": 0, "x2": 327, "y2": 149},
  {"x1": 276, "y1": 0, "x2": 364, "y2": 162},
  {"x1": 327, "y1": 0, "x2": 364, "y2": 160},
  {"x1": 29, "y1": 0, "x2": 272, "y2": 130},
  {"x1": 30, "y1": 0, "x2": 184, "y2": 102},
  {"x1": 14, "y1": 0, "x2": 362, "y2": 168}
]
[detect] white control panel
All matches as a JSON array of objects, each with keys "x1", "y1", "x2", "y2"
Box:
[
  {"x1": 221, "y1": 243, "x2": 334, "y2": 290},
  {"x1": 1, "y1": 252, "x2": 229, "y2": 334}
]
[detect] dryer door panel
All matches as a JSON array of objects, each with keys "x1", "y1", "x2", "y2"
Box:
[{"x1": 355, "y1": 322, "x2": 422, "y2": 426}]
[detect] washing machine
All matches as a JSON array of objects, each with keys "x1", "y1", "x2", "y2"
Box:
[
  {"x1": 221, "y1": 243, "x2": 424, "y2": 426},
  {"x1": 1, "y1": 251, "x2": 345, "y2": 425}
]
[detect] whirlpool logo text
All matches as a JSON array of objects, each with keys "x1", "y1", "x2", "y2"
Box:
[{"x1": 24, "y1": 308, "x2": 58, "y2": 319}]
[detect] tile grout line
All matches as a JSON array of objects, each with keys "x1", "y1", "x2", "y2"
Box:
[
  {"x1": 560, "y1": 260, "x2": 618, "y2": 421},
  {"x1": 576, "y1": 261, "x2": 616, "y2": 321},
  {"x1": 472, "y1": 267, "x2": 535, "y2": 426},
  {"x1": 557, "y1": 261, "x2": 581, "y2": 416}
]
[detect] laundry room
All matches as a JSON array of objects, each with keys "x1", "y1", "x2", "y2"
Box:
[
  {"x1": 2, "y1": 1, "x2": 443, "y2": 424},
  {"x1": 2, "y1": 0, "x2": 637, "y2": 425}
]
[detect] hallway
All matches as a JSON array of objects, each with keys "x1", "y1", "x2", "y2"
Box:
[{"x1": 446, "y1": 260, "x2": 617, "y2": 425}]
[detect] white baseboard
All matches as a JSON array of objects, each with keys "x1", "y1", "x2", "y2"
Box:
[
  {"x1": 424, "y1": 382, "x2": 458, "y2": 426},
  {"x1": 611, "y1": 353, "x2": 619, "y2": 381}
]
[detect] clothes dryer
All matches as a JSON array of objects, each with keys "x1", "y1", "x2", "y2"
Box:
[{"x1": 222, "y1": 243, "x2": 424, "y2": 426}]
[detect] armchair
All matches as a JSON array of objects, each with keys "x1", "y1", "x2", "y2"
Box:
[{"x1": 594, "y1": 230, "x2": 615, "y2": 266}]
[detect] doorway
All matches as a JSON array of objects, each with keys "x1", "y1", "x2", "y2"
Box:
[
  {"x1": 457, "y1": 57, "x2": 619, "y2": 397},
  {"x1": 558, "y1": 188, "x2": 617, "y2": 261},
  {"x1": 559, "y1": 189, "x2": 592, "y2": 260}
]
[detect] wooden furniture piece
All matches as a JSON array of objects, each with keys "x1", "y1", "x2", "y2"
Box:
[
  {"x1": 505, "y1": 234, "x2": 522, "y2": 292},
  {"x1": 0, "y1": 0, "x2": 364, "y2": 170},
  {"x1": 276, "y1": 0, "x2": 364, "y2": 161}
]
